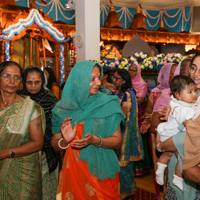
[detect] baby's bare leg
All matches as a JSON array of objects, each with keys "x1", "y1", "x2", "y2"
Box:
[
  {"x1": 174, "y1": 151, "x2": 182, "y2": 177},
  {"x1": 159, "y1": 151, "x2": 173, "y2": 164},
  {"x1": 172, "y1": 151, "x2": 183, "y2": 191},
  {"x1": 156, "y1": 152, "x2": 173, "y2": 185}
]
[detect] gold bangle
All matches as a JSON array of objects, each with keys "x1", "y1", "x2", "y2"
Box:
[{"x1": 95, "y1": 136, "x2": 102, "y2": 147}]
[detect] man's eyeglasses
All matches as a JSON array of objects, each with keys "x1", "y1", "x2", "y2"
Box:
[
  {"x1": 112, "y1": 76, "x2": 123, "y2": 81},
  {"x1": 0, "y1": 74, "x2": 22, "y2": 81}
]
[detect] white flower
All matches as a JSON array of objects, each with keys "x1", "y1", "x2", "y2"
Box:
[
  {"x1": 144, "y1": 63, "x2": 148, "y2": 67},
  {"x1": 134, "y1": 61, "x2": 138, "y2": 65},
  {"x1": 124, "y1": 66, "x2": 129, "y2": 70},
  {"x1": 157, "y1": 54, "x2": 163, "y2": 58},
  {"x1": 141, "y1": 54, "x2": 146, "y2": 58},
  {"x1": 139, "y1": 52, "x2": 143, "y2": 56},
  {"x1": 149, "y1": 64, "x2": 153, "y2": 69},
  {"x1": 135, "y1": 52, "x2": 139, "y2": 57},
  {"x1": 130, "y1": 56, "x2": 135, "y2": 61},
  {"x1": 174, "y1": 53, "x2": 181, "y2": 57}
]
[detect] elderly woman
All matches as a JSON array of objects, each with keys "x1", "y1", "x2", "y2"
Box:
[
  {"x1": 21, "y1": 66, "x2": 59, "y2": 200},
  {"x1": 51, "y1": 60, "x2": 124, "y2": 199},
  {"x1": 0, "y1": 61, "x2": 45, "y2": 199}
]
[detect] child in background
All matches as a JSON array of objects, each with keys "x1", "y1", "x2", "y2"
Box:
[{"x1": 156, "y1": 75, "x2": 198, "y2": 191}]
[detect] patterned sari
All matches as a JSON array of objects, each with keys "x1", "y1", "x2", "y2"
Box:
[
  {"x1": 57, "y1": 123, "x2": 120, "y2": 200},
  {"x1": 115, "y1": 89, "x2": 144, "y2": 199},
  {"x1": 0, "y1": 96, "x2": 45, "y2": 200}
]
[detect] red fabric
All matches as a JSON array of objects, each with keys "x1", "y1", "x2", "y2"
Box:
[
  {"x1": 60, "y1": 123, "x2": 120, "y2": 200},
  {"x1": 162, "y1": 10, "x2": 166, "y2": 18},
  {"x1": 139, "y1": 4, "x2": 147, "y2": 19},
  {"x1": 40, "y1": 0, "x2": 47, "y2": 4}
]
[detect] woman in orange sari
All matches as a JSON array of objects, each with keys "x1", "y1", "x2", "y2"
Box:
[{"x1": 51, "y1": 60, "x2": 125, "y2": 200}]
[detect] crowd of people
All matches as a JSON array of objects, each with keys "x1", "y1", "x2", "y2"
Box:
[{"x1": 1, "y1": 53, "x2": 200, "y2": 200}]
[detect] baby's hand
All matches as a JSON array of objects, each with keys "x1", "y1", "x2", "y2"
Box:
[{"x1": 159, "y1": 106, "x2": 170, "y2": 121}]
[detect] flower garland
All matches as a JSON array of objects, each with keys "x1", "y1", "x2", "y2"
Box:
[{"x1": 93, "y1": 52, "x2": 194, "y2": 72}]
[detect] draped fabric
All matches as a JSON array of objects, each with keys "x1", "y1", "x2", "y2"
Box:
[
  {"x1": 0, "y1": 96, "x2": 45, "y2": 200},
  {"x1": 115, "y1": 89, "x2": 143, "y2": 199},
  {"x1": 118, "y1": 89, "x2": 144, "y2": 165},
  {"x1": 56, "y1": 123, "x2": 120, "y2": 200},
  {"x1": 183, "y1": 115, "x2": 200, "y2": 170},
  {"x1": 174, "y1": 61, "x2": 181, "y2": 76},
  {"x1": 151, "y1": 63, "x2": 173, "y2": 94},
  {"x1": 131, "y1": 64, "x2": 147, "y2": 98},
  {"x1": 52, "y1": 60, "x2": 125, "y2": 181},
  {"x1": 16, "y1": 1, "x2": 192, "y2": 32},
  {"x1": 152, "y1": 63, "x2": 175, "y2": 112}
]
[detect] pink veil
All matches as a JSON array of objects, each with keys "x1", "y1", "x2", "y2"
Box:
[{"x1": 131, "y1": 64, "x2": 147, "y2": 98}]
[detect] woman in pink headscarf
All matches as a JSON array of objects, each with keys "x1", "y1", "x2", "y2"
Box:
[
  {"x1": 140, "y1": 63, "x2": 177, "y2": 134},
  {"x1": 128, "y1": 63, "x2": 147, "y2": 123},
  {"x1": 137, "y1": 62, "x2": 176, "y2": 200},
  {"x1": 128, "y1": 63, "x2": 150, "y2": 176}
]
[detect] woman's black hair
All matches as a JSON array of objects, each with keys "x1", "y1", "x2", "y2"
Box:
[
  {"x1": 0, "y1": 61, "x2": 23, "y2": 75},
  {"x1": 22, "y1": 66, "x2": 45, "y2": 91},
  {"x1": 44, "y1": 67, "x2": 59, "y2": 90},
  {"x1": 116, "y1": 69, "x2": 135, "y2": 93},
  {"x1": 170, "y1": 75, "x2": 195, "y2": 97},
  {"x1": 191, "y1": 52, "x2": 200, "y2": 65},
  {"x1": 180, "y1": 58, "x2": 191, "y2": 74},
  {"x1": 103, "y1": 67, "x2": 112, "y2": 83}
]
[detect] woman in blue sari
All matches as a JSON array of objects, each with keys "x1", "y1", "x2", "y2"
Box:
[{"x1": 112, "y1": 69, "x2": 144, "y2": 199}]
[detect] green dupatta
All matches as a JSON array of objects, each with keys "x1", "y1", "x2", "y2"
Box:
[{"x1": 52, "y1": 60, "x2": 125, "y2": 180}]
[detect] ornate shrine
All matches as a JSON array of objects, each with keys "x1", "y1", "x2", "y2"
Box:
[
  {"x1": 0, "y1": 2, "x2": 69, "y2": 84},
  {"x1": 65, "y1": 21, "x2": 199, "y2": 46}
]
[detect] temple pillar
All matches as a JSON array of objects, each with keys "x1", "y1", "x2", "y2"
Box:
[{"x1": 75, "y1": 0, "x2": 100, "y2": 62}]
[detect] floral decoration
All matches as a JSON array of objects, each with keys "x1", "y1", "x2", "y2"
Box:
[{"x1": 93, "y1": 52, "x2": 194, "y2": 72}]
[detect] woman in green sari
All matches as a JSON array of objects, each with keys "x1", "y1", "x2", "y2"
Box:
[{"x1": 0, "y1": 61, "x2": 45, "y2": 200}]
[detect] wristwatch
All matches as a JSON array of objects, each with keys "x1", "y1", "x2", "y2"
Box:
[{"x1": 10, "y1": 148, "x2": 15, "y2": 158}]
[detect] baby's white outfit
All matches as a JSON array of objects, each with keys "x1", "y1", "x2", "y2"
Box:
[
  {"x1": 157, "y1": 95, "x2": 198, "y2": 142},
  {"x1": 156, "y1": 95, "x2": 198, "y2": 190}
]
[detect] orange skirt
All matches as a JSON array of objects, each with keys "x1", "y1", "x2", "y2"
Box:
[{"x1": 57, "y1": 123, "x2": 120, "y2": 200}]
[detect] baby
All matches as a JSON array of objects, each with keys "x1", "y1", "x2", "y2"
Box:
[{"x1": 156, "y1": 75, "x2": 198, "y2": 191}]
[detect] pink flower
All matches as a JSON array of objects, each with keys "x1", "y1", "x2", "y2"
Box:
[{"x1": 168, "y1": 53, "x2": 173, "y2": 58}]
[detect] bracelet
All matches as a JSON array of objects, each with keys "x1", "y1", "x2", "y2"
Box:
[
  {"x1": 58, "y1": 138, "x2": 70, "y2": 149},
  {"x1": 95, "y1": 136, "x2": 102, "y2": 147}
]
